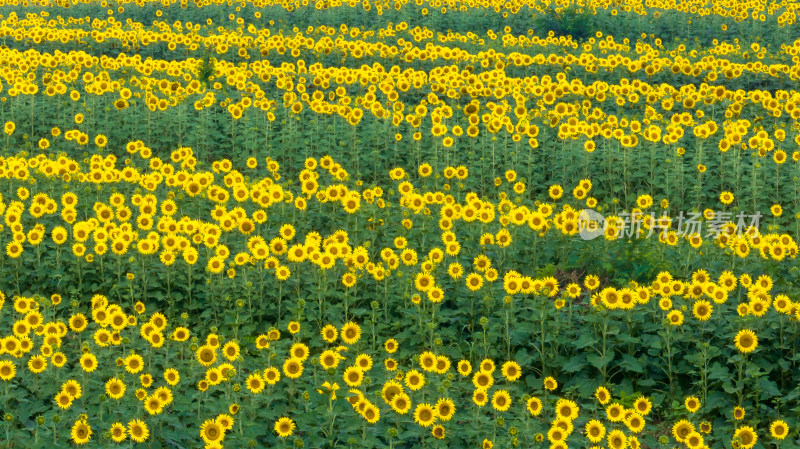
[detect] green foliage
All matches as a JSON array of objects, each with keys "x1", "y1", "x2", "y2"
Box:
[
  {"x1": 196, "y1": 52, "x2": 216, "y2": 88},
  {"x1": 534, "y1": 6, "x2": 596, "y2": 41},
  {"x1": 1, "y1": 1, "x2": 800, "y2": 448}
]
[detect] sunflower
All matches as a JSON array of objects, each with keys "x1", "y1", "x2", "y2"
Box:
[
  {"x1": 109, "y1": 422, "x2": 126, "y2": 442},
  {"x1": 79, "y1": 353, "x2": 98, "y2": 373},
  {"x1": 255, "y1": 334, "x2": 271, "y2": 349},
  {"x1": 543, "y1": 376, "x2": 558, "y2": 390},
  {"x1": 222, "y1": 341, "x2": 240, "y2": 361},
  {"x1": 685, "y1": 431, "x2": 704, "y2": 449},
  {"x1": 6, "y1": 241, "x2": 22, "y2": 258},
  {"x1": 734, "y1": 329, "x2": 758, "y2": 353},
  {"x1": 555, "y1": 398, "x2": 579, "y2": 420},
  {"x1": 737, "y1": 303, "x2": 750, "y2": 317},
  {"x1": 140, "y1": 374, "x2": 153, "y2": 388},
  {"x1": 465, "y1": 273, "x2": 484, "y2": 291},
  {"x1": 547, "y1": 426, "x2": 567, "y2": 443},
  {"x1": 692, "y1": 300, "x2": 713, "y2": 321},
  {"x1": 607, "y1": 429, "x2": 627, "y2": 449},
  {"x1": 491, "y1": 390, "x2": 511, "y2": 412},
  {"x1": 164, "y1": 368, "x2": 180, "y2": 386},
  {"x1": 55, "y1": 391, "x2": 73, "y2": 410},
  {"x1": 321, "y1": 324, "x2": 339, "y2": 343},
  {"x1": 734, "y1": 426, "x2": 757, "y2": 449},
  {"x1": 432, "y1": 425, "x2": 446, "y2": 440},
  {"x1": 246, "y1": 373, "x2": 265, "y2": 394},
  {"x1": 469, "y1": 369, "x2": 493, "y2": 389},
  {"x1": 380, "y1": 380, "x2": 404, "y2": 405},
  {"x1": 419, "y1": 351, "x2": 437, "y2": 371},
  {"x1": 105, "y1": 378, "x2": 126, "y2": 399},
  {"x1": 391, "y1": 393, "x2": 412, "y2": 414},
  {"x1": 384, "y1": 358, "x2": 398, "y2": 371},
  {"x1": 63, "y1": 380, "x2": 82, "y2": 399},
  {"x1": 144, "y1": 395, "x2": 163, "y2": 415},
  {"x1": 667, "y1": 310, "x2": 684, "y2": 326},
  {"x1": 586, "y1": 419, "x2": 606, "y2": 443},
  {"x1": 125, "y1": 354, "x2": 144, "y2": 373},
  {"x1": 527, "y1": 397, "x2": 543, "y2": 416},
  {"x1": 275, "y1": 417, "x2": 295, "y2": 437},
  {"x1": 633, "y1": 397, "x2": 652, "y2": 415},
  {"x1": 290, "y1": 343, "x2": 310, "y2": 361},
  {"x1": 343, "y1": 366, "x2": 364, "y2": 387},
  {"x1": 28, "y1": 355, "x2": 47, "y2": 374},
  {"x1": 263, "y1": 367, "x2": 281, "y2": 385},
  {"x1": 405, "y1": 369, "x2": 425, "y2": 391},
  {"x1": 432, "y1": 398, "x2": 455, "y2": 422},
  {"x1": 672, "y1": 419, "x2": 695, "y2": 442},
  {"x1": 770, "y1": 420, "x2": 788, "y2": 440},
  {"x1": 283, "y1": 358, "x2": 304, "y2": 379},
  {"x1": 552, "y1": 417, "x2": 573, "y2": 434},
  {"x1": 595, "y1": 386, "x2": 611, "y2": 404},
  {"x1": 320, "y1": 350, "x2": 340, "y2": 370},
  {"x1": 414, "y1": 403, "x2": 437, "y2": 427},
  {"x1": 384, "y1": 338, "x2": 398, "y2": 353},
  {"x1": 340, "y1": 322, "x2": 362, "y2": 344},
  {"x1": 360, "y1": 404, "x2": 380, "y2": 424},
  {"x1": 472, "y1": 389, "x2": 488, "y2": 406},
  {"x1": 719, "y1": 191, "x2": 734, "y2": 205},
  {"x1": 71, "y1": 420, "x2": 92, "y2": 445},
  {"x1": 684, "y1": 396, "x2": 701, "y2": 413},
  {"x1": 216, "y1": 415, "x2": 234, "y2": 431},
  {"x1": 606, "y1": 403, "x2": 625, "y2": 422},
  {"x1": 154, "y1": 387, "x2": 173, "y2": 405},
  {"x1": 128, "y1": 419, "x2": 149, "y2": 443},
  {"x1": 206, "y1": 368, "x2": 223, "y2": 385},
  {"x1": 625, "y1": 412, "x2": 645, "y2": 433},
  {"x1": 200, "y1": 419, "x2": 225, "y2": 443},
  {"x1": 457, "y1": 360, "x2": 472, "y2": 376},
  {"x1": 549, "y1": 184, "x2": 564, "y2": 200},
  {"x1": 355, "y1": 354, "x2": 373, "y2": 371},
  {"x1": 501, "y1": 361, "x2": 522, "y2": 381}
]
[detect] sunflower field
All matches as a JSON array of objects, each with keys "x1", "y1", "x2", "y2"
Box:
[{"x1": 1, "y1": 0, "x2": 800, "y2": 447}]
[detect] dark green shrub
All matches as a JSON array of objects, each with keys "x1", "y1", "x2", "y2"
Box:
[{"x1": 534, "y1": 6, "x2": 595, "y2": 41}]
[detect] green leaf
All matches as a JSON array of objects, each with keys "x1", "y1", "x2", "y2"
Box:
[
  {"x1": 514, "y1": 348, "x2": 534, "y2": 366},
  {"x1": 708, "y1": 362, "x2": 730, "y2": 380},
  {"x1": 574, "y1": 331, "x2": 597, "y2": 349},
  {"x1": 620, "y1": 354, "x2": 643, "y2": 373},
  {"x1": 587, "y1": 352, "x2": 614, "y2": 370},
  {"x1": 759, "y1": 379, "x2": 781, "y2": 398},
  {"x1": 722, "y1": 382, "x2": 739, "y2": 394},
  {"x1": 563, "y1": 355, "x2": 586, "y2": 373}
]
